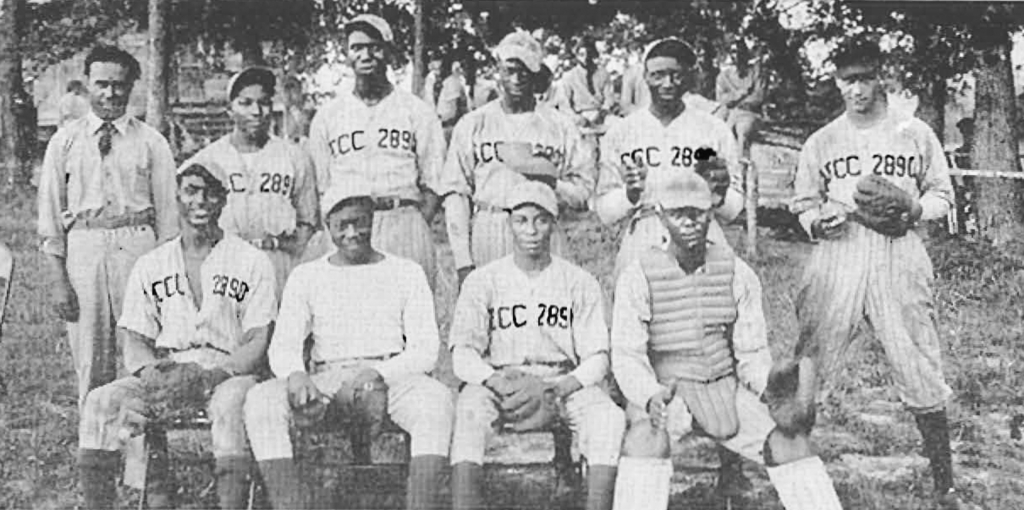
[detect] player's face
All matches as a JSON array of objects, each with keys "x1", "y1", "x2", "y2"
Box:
[
  {"x1": 661, "y1": 206, "x2": 711, "y2": 250},
  {"x1": 509, "y1": 205, "x2": 554, "y2": 257},
  {"x1": 326, "y1": 202, "x2": 375, "y2": 261},
  {"x1": 177, "y1": 174, "x2": 227, "y2": 228},
  {"x1": 88, "y1": 61, "x2": 133, "y2": 121},
  {"x1": 645, "y1": 56, "x2": 688, "y2": 105},
  {"x1": 835, "y1": 62, "x2": 883, "y2": 114},
  {"x1": 347, "y1": 30, "x2": 388, "y2": 77},
  {"x1": 575, "y1": 47, "x2": 590, "y2": 65},
  {"x1": 230, "y1": 84, "x2": 273, "y2": 141},
  {"x1": 497, "y1": 59, "x2": 535, "y2": 100}
]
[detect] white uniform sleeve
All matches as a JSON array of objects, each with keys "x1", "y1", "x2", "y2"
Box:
[
  {"x1": 449, "y1": 270, "x2": 497, "y2": 384},
  {"x1": 415, "y1": 102, "x2": 447, "y2": 195},
  {"x1": 241, "y1": 252, "x2": 279, "y2": 332},
  {"x1": 917, "y1": 124, "x2": 953, "y2": 221},
  {"x1": 268, "y1": 267, "x2": 313, "y2": 377},
  {"x1": 731, "y1": 259, "x2": 771, "y2": 396},
  {"x1": 307, "y1": 108, "x2": 332, "y2": 192},
  {"x1": 568, "y1": 272, "x2": 611, "y2": 387},
  {"x1": 792, "y1": 134, "x2": 824, "y2": 237},
  {"x1": 594, "y1": 124, "x2": 634, "y2": 224},
  {"x1": 117, "y1": 259, "x2": 161, "y2": 340},
  {"x1": 611, "y1": 262, "x2": 668, "y2": 408},
  {"x1": 374, "y1": 264, "x2": 440, "y2": 382},
  {"x1": 439, "y1": 118, "x2": 476, "y2": 269},
  {"x1": 556, "y1": 120, "x2": 596, "y2": 209},
  {"x1": 714, "y1": 120, "x2": 745, "y2": 222}
]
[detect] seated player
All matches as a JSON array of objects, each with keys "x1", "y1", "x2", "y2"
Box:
[
  {"x1": 244, "y1": 177, "x2": 453, "y2": 510},
  {"x1": 449, "y1": 180, "x2": 625, "y2": 510},
  {"x1": 610, "y1": 172, "x2": 843, "y2": 510},
  {"x1": 77, "y1": 162, "x2": 278, "y2": 510}
]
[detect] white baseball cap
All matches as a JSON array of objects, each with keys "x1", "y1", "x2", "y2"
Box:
[
  {"x1": 344, "y1": 14, "x2": 394, "y2": 43},
  {"x1": 321, "y1": 175, "x2": 375, "y2": 218},
  {"x1": 494, "y1": 31, "x2": 543, "y2": 73},
  {"x1": 643, "y1": 37, "x2": 697, "y2": 67},
  {"x1": 659, "y1": 171, "x2": 713, "y2": 211},
  {"x1": 177, "y1": 160, "x2": 228, "y2": 190},
  {"x1": 507, "y1": 180, "x2": 558, "y2": 217}
]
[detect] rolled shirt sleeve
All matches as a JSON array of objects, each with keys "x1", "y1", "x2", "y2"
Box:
[
  {"x1": 240, "y1": 253, "x2": 279, "y2": 332},
  {"x1": 374, "y1": 265, "x2": 440, "y2": 383},
  {"x1": 439, "y1": 119, "x2": 476, "y2": 269},
  {"x1": 917, "y1": 125, "x2": 953, "y2": 222},
  {"x1": 37, "y1": 130, "x2": 70, "y2": 257},
  {"x1": 594, "y1": 124, "x2": 633, "y2": 225},
  {"x1": 792, "y1": 133, "x2": 825, "y2": 237},
  {"x1": 610, "y1": 261, "x2": 668, "y2": 408},
  {"x1": 289, "y1": 144, "x2": 320, "y2": 228}
]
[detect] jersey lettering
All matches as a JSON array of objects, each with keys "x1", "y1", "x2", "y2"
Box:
[
  {"x1": 473, "y1": 141, "x2": 566, "y2": 168},
  {"x1": 327, "y1": 130, "x2": 366, "y2": 156},
  {"x1": 212, "y1": 274, "x2": 250, "y2": 302},
  {"x1": 820, "y1": 153, "x2": 921, "y2": 181},
  {"x1": 150, "y1": 274, "x2": 186, "y2": 304},
  {"x1": 618, "y1": 146, "x2": 698, "y2": 169},
  {"x1": 258, "y1": 173, "x2": 293, "y2": 195},
  {"x1": 487, "y1": 303, "x2": 573, "y2": 331},
  {"x1": 376, "y1": 128, "x2": 416, "y2": 151}
]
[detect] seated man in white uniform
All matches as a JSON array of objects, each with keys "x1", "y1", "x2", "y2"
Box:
[
  {"x1": 610, "y1": 172, "x2": 844, "y2": 510},
  {"x1": 244, "y1": 177, "x2": 454, "y2": 510},
  {"x1": 77, "y1": 162, "x2": 277, "y2": 510}
]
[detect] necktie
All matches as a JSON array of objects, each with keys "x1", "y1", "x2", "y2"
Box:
[{"x1": 98, "y1": 122, "x2": 115, "y2": 157}]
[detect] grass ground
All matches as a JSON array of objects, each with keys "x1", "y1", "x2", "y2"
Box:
[{"x1": 1, "y1": 188, "x2": 1022, "y2": 509}]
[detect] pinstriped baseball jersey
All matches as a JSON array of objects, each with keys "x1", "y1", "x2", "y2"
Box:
[
  {"x1": 182, "y1": 135, "x2": 319, "y2": 239},
  {"x1": 792, "y1": 113, "x2": 953, "y2": 224},
  {"x1": 595, "y1": 107, "x2": 741, "y2": 226},
  {"x1": 117, "y1": 234, "x2": 278, "y2": 369},
  {"x1": 307, "y1": 89, "x2": 445, "y2": 200}
]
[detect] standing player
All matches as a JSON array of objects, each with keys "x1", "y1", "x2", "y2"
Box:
[
  {"x1": 37, "y1": 45, "x2": 178, "y2": 406},
  {"x1": 610, "y1": 172, "x2": 843, "y2": 510},
  {"x1": 449, "y1": 180, "x2": 624, "y2": 510},
  {"x1": 183, "y1": 67, "x2": 318, "y2": 297},
  {"x1": 439, "y1": 31, "x2": 595, "y2": 287},
  {"x1": 715, "y1": 38, "x2": 766, "y2": 163},
  {"x1": 594, "y1": 38, "x2": 744, "y2": 278},
  {"x1": 77, "y1": 162, "x2": 277, "y2": 510},
  {"x1": 245, "y1": 177, "x2": 453, "y2": 510},
  {"x1": 789, "y1": 38, "x2": 960, "y2": 509},
  {"x1": 304, "y1": 14, "x2": 445, "y2": 288}
]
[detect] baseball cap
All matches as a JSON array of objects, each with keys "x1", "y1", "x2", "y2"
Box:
[
  {"x1": 494, "y1": 31, "x2": 543, "y2": 73},
  {"x1": 507, "y1": 180, "x2": 558, "y2": 217},
  {"x1": 643, "y1": 37, "x2": 697, "y2": 68},
  {"x1": 659, "y1": 171, "x2": 713, "y2": 211},
  {"x1": 226, "y1": 66, "x2": 276, "y2": 101},
  {"x1": 320, "y1": 175, "x2": 375, "y2": 218},
  {"x1": 344, "y1": 14, "x2": 394, "y2": 43},
  {"x1": 177, "y1": 161, "x2": 228, "y2": 191}
]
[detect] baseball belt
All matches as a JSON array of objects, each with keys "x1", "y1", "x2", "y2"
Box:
[
  {"x1": 69, "y1": 208, "x2": 155, "y2": 231},
  {"x1": 156, "y1": 342, "x2": 231, "y2": 356},
  {"x1": 373, "y1": 197, "x2": 420, "y2": 211},
  {"x1": 310, "y1": 353, "x2": 398, "y2": 373},
  {"x1": 474, "y1": 201, "x2": 509, "y2": 215}
]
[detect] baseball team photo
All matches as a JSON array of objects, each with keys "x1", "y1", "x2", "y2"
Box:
[{"x1": 1, "y1": 0, "x2": 1024, "y2": 509}]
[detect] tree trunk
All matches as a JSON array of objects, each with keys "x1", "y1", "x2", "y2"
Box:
[
  {"x1": 0, "y1": 0, "x2": 30, "y2": 188},
  {"x1": 971, "y1": 34, "x2": 1024, "y2": 245},
  {"x1": 412, "y1": 0, "x2": 425, "y2": 96},
  {"x1": 146, "y1": 0, "x2": 170, "y2": 135},
  {"x1": 916, "y1": 76, "x2": 946, "y2": 144}
]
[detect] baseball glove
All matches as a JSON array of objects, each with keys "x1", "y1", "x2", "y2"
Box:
[
  {"x1": 851, "y1": 175, "x2": 917, "y2": 237},
  {"x1": 693, "y1": 148, "x2": 730, "y2": 206},
  {"x1": 762, "y1": 359, "x2": 816, "y2": 437},
  {"x1": 334, "y1": 370, "x2": 389, "y2": 438},
  {"x1": 141, "y1": 362, "x2": 227, "y2": 423},
  {"x1": 499, "y1": 375, "x2": 562, "y2": 432}
]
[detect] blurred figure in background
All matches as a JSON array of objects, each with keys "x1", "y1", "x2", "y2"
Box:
[
  {"x1": 715, "y1": 38, "x2": 766, "y2": 162},
  {"x1": 558, "y1": 36, "x2": 615, "y2": 129},
  {"x1": 58, "y1": 80, "x2": 90, "y2": 128}
]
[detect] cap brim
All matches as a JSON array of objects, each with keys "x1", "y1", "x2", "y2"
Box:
[
  {"x1": 228, "y1": 67, "x2": 276, "y2": 100},
  {"x1": 496, "y1": 47, "x2": 541, "y2": 73}
]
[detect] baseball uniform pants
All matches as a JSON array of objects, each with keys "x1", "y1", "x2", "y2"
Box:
[
  {"x1": 451, "y1": 366, "x2": 625, "y2": 467},
  {"x1": 66, "y1": 225, "x2": 156, "y2": 407},
  {"x1": 302, "y1": 206, "x2": 438, "y2": 289},
  {"x1": 470, "y1": 209, "x2": 568, "y2": 268},
  {"x1": 795, "y1": 223, "x2": 952, "y2": 412},
  {"x1": 79, "y1": 374, "x2": 256, "y2": 457},
  {"x1": 244, "y1": 363, "x2": 454, "y2": 461},
  {"x1": 613, "y1": 215, "x2": 729, "y2": 281}
]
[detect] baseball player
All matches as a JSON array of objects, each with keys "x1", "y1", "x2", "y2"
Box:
[
  {"x1": 594, "y1": 38, "x2": 745, "y2": 279},
  {"x1": 303, "y1": 14, "x2": 445, "y2": 289},
  {"x1": 610, "y1": 172, "x2": 843, "y2": 510},
  {"x1": 244, "y1": 176, "x2": 453, "y2": 510},
  {"x1": 439, "y1": 30, "x2": 596, "y2": 287},
  {"x1": 182, "y1": 66, "x2": 318, "y2": 298},
  {"x1": 77, "y1": 162, "x2": 277, "y2": 510},
  {"x1": 449, "y1": 180, "x2": 624, "y2": 510},
  {"x1": 789, "y1": 38, "x2": 960, "y2": 509},
  {"x1": 715, "y1": 38, "x2": 766, "y2": 163},
  {"x1": 37, "y1": 45, "x2": 178, "y2": 406}
]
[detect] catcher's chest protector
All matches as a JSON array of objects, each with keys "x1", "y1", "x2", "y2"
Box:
[{"x1": 640, "y1": 244, "x2": 737, "y2": 383}]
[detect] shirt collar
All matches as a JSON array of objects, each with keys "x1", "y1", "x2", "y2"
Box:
[{"x1": 86, "y1": 110, "x2": 133, "y2": 135}]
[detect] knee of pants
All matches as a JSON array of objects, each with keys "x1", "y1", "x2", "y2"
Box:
[
  {"x1": 620, "y1": 419, "x2": 667, "y2": 458},
  {"x1": 451, "y1": 384, "x2": 498, "y2": 464},
  {"x1": 209, "y1": 377, "x2": 256, "y2": 458},
  {"x1": 763, "y1": 428, "x2": 814, "y2": 467},
  {"x1": 576, "y1": 399, "x2": 625, "y2": 466},
  {"x1": 404, "y1": 381, "x2": 455, "y2": 457},
  {"x1": 243, "y1": 380, "x2": 290, "y2": 434}
]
